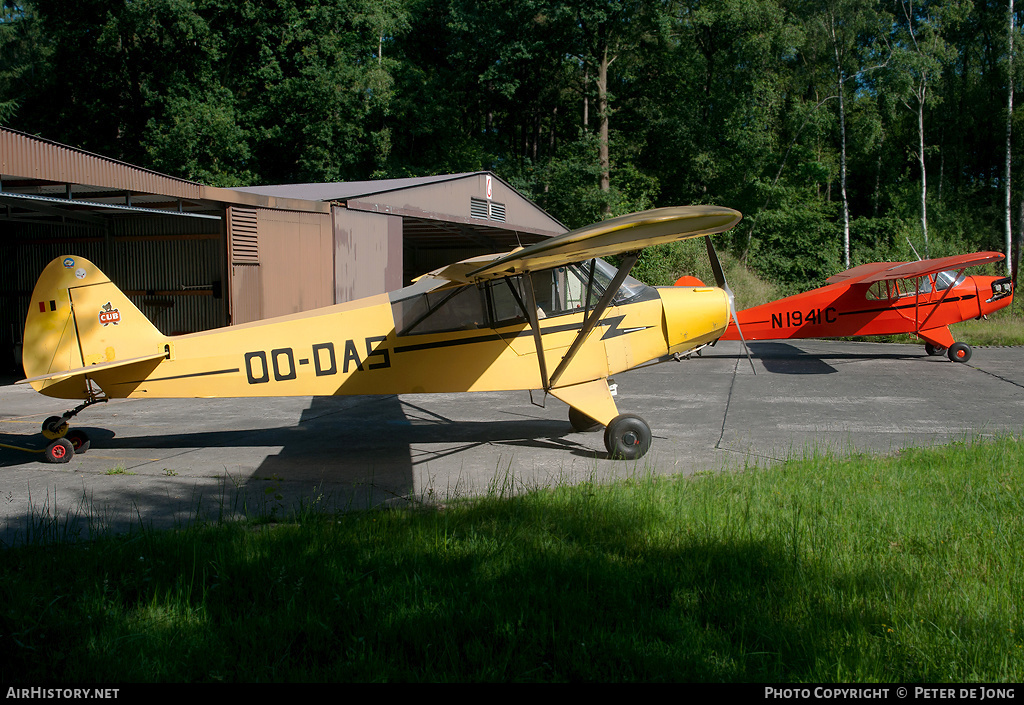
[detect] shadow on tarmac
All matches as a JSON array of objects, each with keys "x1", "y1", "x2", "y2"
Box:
[
  {"x1": 729, "y1": 341, "x2": 927, "y2": 375},
  {"x1": 0, "y1": 391, "x2": 594, "y2": 544}
]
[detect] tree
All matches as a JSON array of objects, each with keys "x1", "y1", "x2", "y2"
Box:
[
  {"x1": 887, "y1": 0, "x2": 969, "y2": 257},
  {"x1": 564, "y1": 0, "x2": 664, "y2": 216},
  {"x1": 1005, "y1": 0, "x2": 1017, "y2": 277},
  {"x1": 811, "y1": 0, "x2": 890, "y2": 267}
]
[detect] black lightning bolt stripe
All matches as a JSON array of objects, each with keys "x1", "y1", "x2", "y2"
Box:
[
  {"x1": 119, "y1": 368, "x2": 240, "y2": 384},
  {"x1": 598, "y1": 314, "x2": 653, "y2": 340},
  {"x1": 836, "y1": 295, "x2": 975, "y2": 317},
  {"x1": 394, "y1": 317, "x2": 650, "y2": 354}
]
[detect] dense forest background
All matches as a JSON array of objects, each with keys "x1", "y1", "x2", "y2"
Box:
[{"x1": 2, "y1": 0, "x2": 1023, "y2": 292}]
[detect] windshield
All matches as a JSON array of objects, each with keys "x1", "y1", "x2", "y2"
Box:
[
  {"x1": 934, "y1": 270, "x2": 965, "y2": 291},
  {"x1": 590, "y1": 258, "x2": 649, "y2": 304}
]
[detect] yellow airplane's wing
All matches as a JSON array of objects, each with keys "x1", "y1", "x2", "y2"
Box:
[{"x1": 441, "y1": 205, "x2": 742, "y2": 282}]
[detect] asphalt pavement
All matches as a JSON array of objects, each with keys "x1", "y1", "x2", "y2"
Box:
[{"x1": 2, "y1": 339, "x2": 1022, "y2": 543}]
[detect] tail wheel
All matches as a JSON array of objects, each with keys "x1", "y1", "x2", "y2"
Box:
[
  {"x1": 569, "y1": 407, "x2": 602, "y2": 433},
  {"x1": 603, "y1": 414, "x2": 652, "y2": 460},
  {"x1": 42, "y1": 416, "x2": 69, "y2": 440},
  {"x1": 947, "y1": 342, "x2": 972, "y2": 363},
  {"x1": 44, "y1": 438, "x2": 74, "y2": 464},
  {"x1": 65, "y1": 429, "x2": 91, "y2": 454}
]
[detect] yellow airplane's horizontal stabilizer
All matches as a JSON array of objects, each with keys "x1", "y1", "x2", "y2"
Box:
[
  {"x1": 17, "y1": 352, "x2": 168, "y2": 400},
  {"x1": 17, "y1": 352, "x2": 168, "y2": 386}
]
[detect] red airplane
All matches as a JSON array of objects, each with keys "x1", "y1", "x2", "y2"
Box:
[{"x1": 675, "y1": 251, "x2": 1014, "y2": 362}]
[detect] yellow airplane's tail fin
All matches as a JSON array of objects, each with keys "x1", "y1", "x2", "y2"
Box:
[{"x1": 22, "y1": 255, "x2": 167, "y2": 397}]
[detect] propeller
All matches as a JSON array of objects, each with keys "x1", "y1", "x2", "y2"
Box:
[{"x1": 705, "y1": 236, "x2": 756, "y2": 375}]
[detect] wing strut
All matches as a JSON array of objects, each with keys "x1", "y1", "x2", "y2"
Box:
[
  {"x1": 915, "y1": 267, "x2": 968, "y2": 333},
  {"x1": 547, "y1": 252, "x2": 640, "y2": 390},
  {"x1": 522, "y1": 271, "x2": 551, "y2": 392}
]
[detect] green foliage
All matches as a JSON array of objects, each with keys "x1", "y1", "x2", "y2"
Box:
[
  {"x1": 631, "y1": 239, "x2": 712, "y2": 287},
  {"x1": 743, "y1": 180, "x2": 843, "y2": 289},
  {"x1": 0, "y1": 0, "x2": 1021, "y2": 291}
]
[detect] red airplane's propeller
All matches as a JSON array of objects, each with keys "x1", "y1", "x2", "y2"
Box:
[{"x1": 705, "y1": 236, "x2": 756, "y2": 374}]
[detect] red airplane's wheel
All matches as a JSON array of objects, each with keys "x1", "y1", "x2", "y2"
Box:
[
  {"x1": 947, "y1": 342, "x2": 972, "y2": 363},
  {"x1": 44, "y1": 438, "x2": 74, "y2": 464},
  {"x1": 925, "y1": 343, "x2": 945, "y2": 356},
  {"x1": 569, "y1": 407, "x2": 602, "y2": 433},
  {"x1": 604, "y1": 414, "x2": 652, "y2": 460},
  {"x1": 65, "y1": 429, "x2": 91, "y2": 454}
]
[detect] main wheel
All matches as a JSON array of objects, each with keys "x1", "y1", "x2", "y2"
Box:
[
  {"x1": 947, "y1": 342, "x2": 972, "y2": 363},
  {"x1": 44, "y1": 438, "x2": 74, "y2": 464},
  {"x1": 925, "y1": 343, "x2": 946, "y2": 356},
  {"x1": 603, "y1": 414, "x2": 652, "y2": 460},
  {"x1": 65, "y1": 429, "x2": 91, "y2": 454},
  {"x1": 41, "y1": 416, "x2": 69, "y2": 440},
  {"x1": 569, "y1": 407, "x2": 602, "y2": 433}
]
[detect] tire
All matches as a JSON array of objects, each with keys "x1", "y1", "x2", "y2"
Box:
[
  {"x1": 569, "y1": 407, "x2": 602, "y2": 433},
  {"x1": 947, "y1": 342, "x2": 972, "y2": 363},
  {"x1": 925, "y1": 343, "x2": 945, "y2": 356},
  {"x1": 65, "y1": 429, "x2": 91, "y2": 454},
  {"x1": 44, "y1": 438, "x2": 74, "y2": 464},
  {"x1": 603, "y1": 414, "x2": 652, "y2": 460},
  {"x1": 42, "y1": 416, "x2": 68, "y2": 440}
]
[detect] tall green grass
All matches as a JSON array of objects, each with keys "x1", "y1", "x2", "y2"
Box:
[{"x1": 1, "y1": 437, "x2": 1022, "y2": 682}]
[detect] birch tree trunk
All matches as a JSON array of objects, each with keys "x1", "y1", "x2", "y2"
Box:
[
  {"x1": 1006, "y1": 0, "x2": 1015, "y2": 277},
  {"x1": 831, "y1": 29, "x2": 851, "y2": 269},
  {"x1": 597, "y1": 43, "x2": 611, "y2": 217},
  {"x1": 918, "y1": 84, "x2": 929, "y2": 258}
]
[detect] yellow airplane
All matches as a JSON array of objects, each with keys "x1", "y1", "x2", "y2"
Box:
[{"x1": 18, "y1": 205, "x2": 742, "y2": 463}]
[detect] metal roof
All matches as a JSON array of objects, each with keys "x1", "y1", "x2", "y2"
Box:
[
  {"x1": 233, "y1": 174, "x2": 480, "y2": 202},
  {"x1": 1, "y1": 127, "x2": 221, "y2": 222},
  {"x1": 0, "y1": 128, "x2": 564, "y2": 243}
]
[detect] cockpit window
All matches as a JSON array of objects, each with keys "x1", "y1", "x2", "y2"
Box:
[
  {"x1": 865, "y1": 276, "x2": 937, "y2": 300},
  {"x1": 530, "y1": 258, "x2": 650, "y2": 318},
  {"x1": 390, "y1": 257, "x2": 652, "y2": 335},
  {"x1": 392, "y1": 283, "x2": 488, "y2": 336},
  {"x1": 934, "y1": 270, "x2": 965, "y2": 291}
]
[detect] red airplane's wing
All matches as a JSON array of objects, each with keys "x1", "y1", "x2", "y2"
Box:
[
  {"x1": 825, "y1": 262, "x2": 898, "y2": 285},
  {"x1": 825, "y1": 252, "x2": 1004, "y2": 286}
]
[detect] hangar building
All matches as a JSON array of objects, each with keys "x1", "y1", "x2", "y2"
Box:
[{"x1": 0, "y1": 127, "x2": 565, "y2": 373}]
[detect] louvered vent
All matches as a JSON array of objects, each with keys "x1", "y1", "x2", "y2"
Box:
[
  {"x1": 229, "y1": 207, "x2": 259, "y2": 264},
  {"x1": 489, "y1": 201, "x2": 506, "y2": 222},
  {"x1": 470, "y1": 197, "x2": 489, "y2": 219}
]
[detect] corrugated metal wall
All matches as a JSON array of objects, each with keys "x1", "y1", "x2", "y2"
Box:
[{"x1": 1, "y1": 214, "x2": 226, "y2": 373}]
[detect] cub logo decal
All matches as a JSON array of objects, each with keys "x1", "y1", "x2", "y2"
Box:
[{"x1": 98, "y1": 302, "x2": 121, "y2": 326}]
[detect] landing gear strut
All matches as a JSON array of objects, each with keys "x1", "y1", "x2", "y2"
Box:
[{"x1": 34, "y1": 395, "x2": 107, "y2": 462}]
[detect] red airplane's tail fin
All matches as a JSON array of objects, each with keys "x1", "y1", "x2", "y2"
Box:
[{"x1": 673, "y1": 275, "x2": 707, "y2": 287}]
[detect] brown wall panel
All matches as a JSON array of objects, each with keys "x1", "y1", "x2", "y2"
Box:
[
  {"x1": 229, "y1": 207, "x2": 332, "y2": 324},
  {"x1": 333, "y1": 208, "x2": 402, "y2": 303}
]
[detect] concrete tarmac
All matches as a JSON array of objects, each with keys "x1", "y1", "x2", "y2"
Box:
[{"x1": 2, "y1": 339, "x2": 1022, "y2": 543}]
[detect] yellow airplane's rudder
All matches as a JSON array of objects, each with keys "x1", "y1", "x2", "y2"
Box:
[{"x1": 22, "y1": 255, "x2": 166, "y2": 396}]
